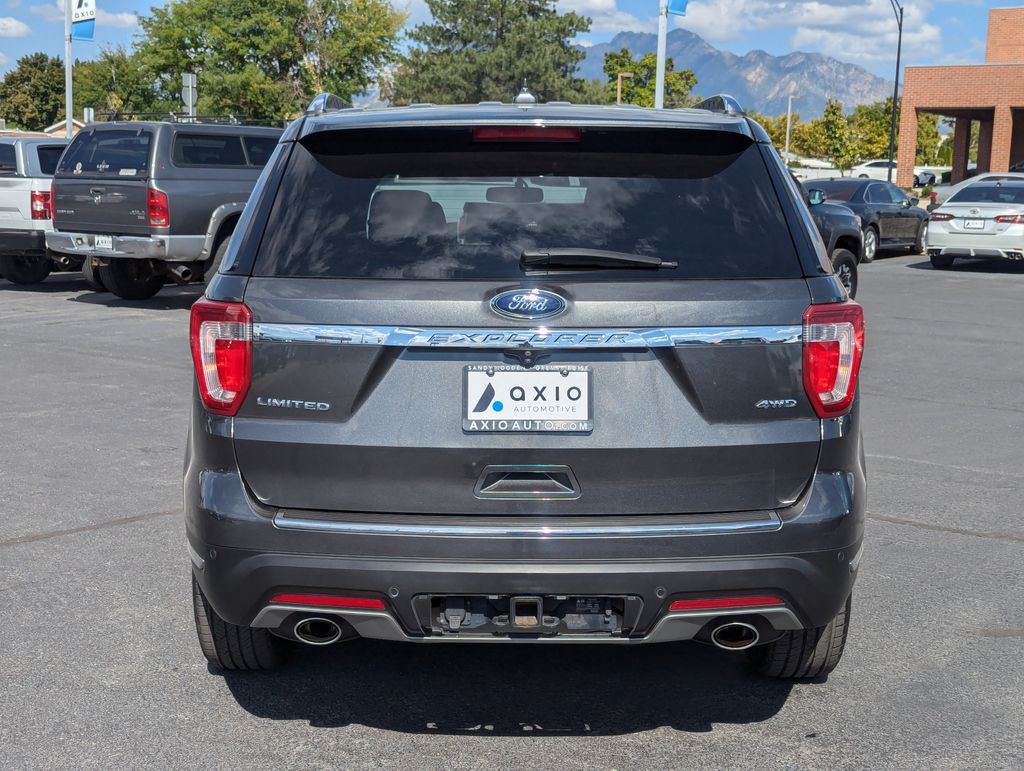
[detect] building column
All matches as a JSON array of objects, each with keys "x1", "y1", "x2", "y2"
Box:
[
  {"x1": 1011, "y1": 109, "x2": 1024, "y2": 169},
  {"x1": 977, "y1": 118, "x2": 994, "y2": 174},
  {"x1": 990, "y1": 106, "x2": 1013, "y2": 172},
  {"x1": 895, "y1": 101, "x2": 918, "y2": 188},
  {"x1": 951, "y1": 118, "x2": 971, "y2": 183}
]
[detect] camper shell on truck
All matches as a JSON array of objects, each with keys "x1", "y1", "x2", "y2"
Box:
[{"x1": 46, "y1": 121, "x2": 281, "y2": 299}]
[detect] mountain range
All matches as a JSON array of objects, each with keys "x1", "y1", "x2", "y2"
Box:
[{"x1": 580, "y1": 29, "x2": 894, "y2": 118}]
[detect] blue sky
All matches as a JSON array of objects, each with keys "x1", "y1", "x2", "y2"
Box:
[{"x1": 0, "y1": 0, "x2": 1008, "y2": 77}]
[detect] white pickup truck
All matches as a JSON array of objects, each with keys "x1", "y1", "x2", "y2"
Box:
[{"x1": 0, "y1": 135, "x2": 71, "y2": 284}]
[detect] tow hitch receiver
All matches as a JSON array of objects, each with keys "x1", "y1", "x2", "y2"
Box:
[{"x1": 421, "y1": 595, "x2": 642, "y2": 638}]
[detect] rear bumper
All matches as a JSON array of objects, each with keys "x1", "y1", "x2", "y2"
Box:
[
  {"x1": 186, "y1": 426, "x2": 865, "y2": 643},
  {"x1": 45, "y1": 231, "x2": 204, "y2": 262},
  {"x1": 0, "y1": 228, "x2": 47, "y2": 256},
  {"x1": 926, "y1": 232, "x2": 1024, "y2": 260}
]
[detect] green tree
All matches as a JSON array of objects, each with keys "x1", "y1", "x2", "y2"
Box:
[
  {"x1": 822, "y1": 98, "x2": 857, "y2": 171},
  {"x1": 392, "y1": 0, "x2": 591, "y2": 104},
  {"x1": 915, "y1": 112, "x2": 941, "y2": 165},
  {"x1": 848, "y1": 99, "x2": 891, "y2": 161},
  {"x1": 0, "y1": 53, "x2": 65, "y2": 130},
  {"x1": 600, "y1": 48, "x2": 696, "y2": 108},
  {"x1": 135, "y1": 0, "x2": 404, "y2": 119},
  {"x1": 74, "y1": 46, "x2": 169, "y2": 118}
]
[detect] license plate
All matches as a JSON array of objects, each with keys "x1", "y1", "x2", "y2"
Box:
[
  {"x1": 464, "y1": 365, "x2": 592, "y2": 432},
  {"x1": 94, "y1": 235, "x2": 113, "y2": 250},
  {"x1": 963, "y1": 219, "x2": 985, "y2": 230}
]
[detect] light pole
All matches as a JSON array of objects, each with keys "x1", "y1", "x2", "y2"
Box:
[
  {"x1": 654, "y1": 1, "x2": 668, "y2": 109},
  {"x1": 616, "y1": 72, "x2": 634, "y2": 105},
  {"x1": 886, "y1": 0, "x2": 904, "y2": 183},
  {"x1": 784, "y1": 94, "x2": 801, "y2": 162}
]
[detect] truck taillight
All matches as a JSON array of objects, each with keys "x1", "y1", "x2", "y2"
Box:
[
  {"x1": 802, "y1": 302, "x2": 864, "y2": 418},
  {"x1": 31, "y1": 190, "x2": 52, "y2": 220},
  {"x1": 189, "y1": 299, "x2": 252, "y2": 416},
  {"x1": 148, "y1": 188, "x2": 169, "y2": 227}
]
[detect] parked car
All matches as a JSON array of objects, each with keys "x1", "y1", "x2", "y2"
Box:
[
  {"x1": 0, "y1": 136, "x2": 70, "y2": 283},
  {"x1": 809, "y1": 178, "x2": 929, "y2": 261},
  {"x1": 931, "y1": 171, "x2": 1024, "y2": 207},
  {"x1": 186, "y1": 96, "x2": 866, "y2": 680},
  {"x1": 803, "y1": 187, "x2": 863, "y2": 298},
  {"x1": 850, "y1": 159, "x2": 935, "y2": 187},
  {"x1": 926, "y1": 180, "x2": 1024, "y2": 269},
  {"x1": 46, "y1": 121, "x2": 282, "y2": 299}
]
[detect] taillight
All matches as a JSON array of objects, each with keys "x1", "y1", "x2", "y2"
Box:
[
  {"x1": 147, "y1": 188, "x2": 169, "y2": 227},
  {"x1": 31, "y1": 190, "x2": 52, "y2": 220},
  {"x1": 995, "y1": 214, "x2": 1024, "y2": 224},
  {"x1": 928, "y1": 212, "x2": 953, "y2": 221},
  {"x1": 473, "y1": 126, "x2": 582, "y2": 142},
  {"x1": 189, "y1": 299, "x2": 252, "y2": 416},
  {"x1": 802, "y1": 302, "x2": 865, "y2": 418}
]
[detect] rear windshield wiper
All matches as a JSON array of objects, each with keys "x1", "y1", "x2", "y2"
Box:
[{"x1": 520, "y1": 248, "x2": 678, "y2": 270}]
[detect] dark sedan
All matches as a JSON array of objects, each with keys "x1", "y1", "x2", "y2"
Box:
[{"x1": 807, "y1": 178, "x2": 929, "y2": 262}]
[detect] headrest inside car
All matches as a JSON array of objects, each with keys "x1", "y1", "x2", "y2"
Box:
[{"x1": 486, "y1": 186, "x2": 544, "y2": 203}]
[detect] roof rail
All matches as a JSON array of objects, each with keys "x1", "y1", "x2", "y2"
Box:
[
  {"x1": 305, "y1": 93, "x2": 350, "y2": 115},
  {"x1": 692, "y1": 94, "x2": 745, "y2": 115}
]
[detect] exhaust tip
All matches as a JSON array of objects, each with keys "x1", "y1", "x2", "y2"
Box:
[
  {"x1": 294, "y1": 617, "x2": 343, "y2": 646},
  {"x1": 710, "y1": 621, "x2": 760, "y2": 651}
]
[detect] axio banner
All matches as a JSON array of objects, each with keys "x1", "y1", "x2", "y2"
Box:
[{"x1": 72, "y1": 0, "x2": 96, "y2": 41}]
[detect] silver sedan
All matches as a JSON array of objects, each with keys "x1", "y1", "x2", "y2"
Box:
[{"x1": 925, "y1": 181, "x2": 1024, "y2": 269}]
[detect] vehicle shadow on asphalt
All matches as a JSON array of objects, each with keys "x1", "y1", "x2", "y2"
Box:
[
  {"x1": 220, "y1": 639, "x2": 795, "y2": 735},
  {"x1": 0, "y1": 276, "x2": 203, "y2": 310},
  {"x1": 904, "y1": 259, "x2": 1024, "y2": 274}
]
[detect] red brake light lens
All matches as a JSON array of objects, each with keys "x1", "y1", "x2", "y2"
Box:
[
  {"x1": 473, "y1": 126, "x2": 582, "y2": 143},
  {"x1": 802, "y1": 302, "x2": 865, "y2": 418},
  {"x1": 994, "y1": 214, "x2": 1024, "y2": 224},
  {"x1": 669, "y1": 595, "x2": 785, "y2": 612},
  {"x1": 147, "y1": 188, "x2": 169, "y2": 226},
  {"x1": 270, "y1": 593, "x2": 386, "y2": 610},
  {"x1": 189, "y1": 299, "x2": 252, "y2": 416},
  {"x1": 928, "y1": 212, "x2": 953, "y2": 221},
  {"x1": 30, "y1": 190, "x2": 52, "y2": 220}
]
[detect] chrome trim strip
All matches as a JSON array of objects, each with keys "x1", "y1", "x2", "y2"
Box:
[
  {"x1": 250, "y1": 606, "x2": 803, "y2": 640},
  {"x1": 272, "y1": 512, "x2": 782, "y2": 538},
  {"x1": 252, "y1": 324, "x2": 802, "y2": 349}
]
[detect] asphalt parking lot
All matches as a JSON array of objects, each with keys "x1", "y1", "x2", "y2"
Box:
[{"x1": 1, "y1": 255, "x2": 1022, "y2": 768}]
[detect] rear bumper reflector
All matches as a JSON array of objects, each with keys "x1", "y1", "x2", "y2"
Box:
[
  {"x1": 669, "y1": 595, "x2": 785, "y2": 611},
  {"x1": 269, "y1": 593, "x2": 386, "y2": 610}
]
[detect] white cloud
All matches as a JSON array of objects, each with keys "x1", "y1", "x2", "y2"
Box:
[
  {"x1": 561, "y1": 0, "x2": 646, "y2": 32},
  {"x1": 0, "y1": 14, "x2": 30, "y2": 36},
  {"x1": 30, "y1": 1, "x2": 135, "y2": 28},
  {"x1": 680, "y1": 0, "x2": 941, "y2": 69},
  {"x1": 0, "y1": 51, "x2": 8, "y2": 65},
  {"x1": 98, "y1": 9, "x2": 137, "y2": 29}
]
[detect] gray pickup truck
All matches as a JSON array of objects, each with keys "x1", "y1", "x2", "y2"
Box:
[{"x1": 47, "y1": 121, "x2": 281, "y2": 299}]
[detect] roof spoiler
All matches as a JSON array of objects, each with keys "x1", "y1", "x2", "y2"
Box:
[
  {"x1": 305, "y1": 93, "x2": 351, "y2": 116},
  {"x1": 692, "y1": 94, "x2": 745, "y2": 115}
]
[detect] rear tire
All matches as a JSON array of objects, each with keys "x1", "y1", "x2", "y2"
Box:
[
  {"x1": 205, "y1": 237, "x2": 231, "y2": 283},
  {"x1": 831, "y1": 248, "x2": 858, "y2": 299},
  {"x1": 0, "y1": 254, "x2": 52, "y2": 284},
  {"x1": 930, "y1": 253, "x2": 955, "y2": 270},
  {"x1": 98, "y1": 259, "x2": 163, "y2": 300},
  {"x1": 192, "y1": 574, "x2": 285, "y2": 671},
  {"x1": 81, "y1": 258, "x2": 106, "y2": 291},
  {"x1": 749, "y1": 595, "x2": 851, "y2": 680},
  {"x1": 861, "y1": 226, "x2": 878, "y2": 263}
]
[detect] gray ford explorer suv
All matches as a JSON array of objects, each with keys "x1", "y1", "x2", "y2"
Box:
[{"x1": 186, "y1": 94, "x2": 866, "y2": 680}]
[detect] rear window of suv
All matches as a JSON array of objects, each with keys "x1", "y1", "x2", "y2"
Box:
[
  {"x1": 57, "y1": 128, "x2": 151, "y2": 177},
  {"x1": 254, "y1": 128, "x2": 801, "y2": 281},
  {"x1": 36, "y1": 145, "x2": 65, "y2": 175}
]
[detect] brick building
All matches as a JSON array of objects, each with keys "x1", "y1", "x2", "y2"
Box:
[{"x1": 896, "y1": 7, "x2": 1024, "y2": 188}]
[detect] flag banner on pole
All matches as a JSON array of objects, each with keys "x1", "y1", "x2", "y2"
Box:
[
  {"x1": 72, "y1": 0, "x2": 96, "y2": 41},
  {"x1": 667, "y1": 0, "x2": 688, "y2": 15}
]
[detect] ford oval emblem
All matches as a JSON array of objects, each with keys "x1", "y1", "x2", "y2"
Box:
[{"x1": 490, "y1": 289, "x2": 567, "y2": 320}]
